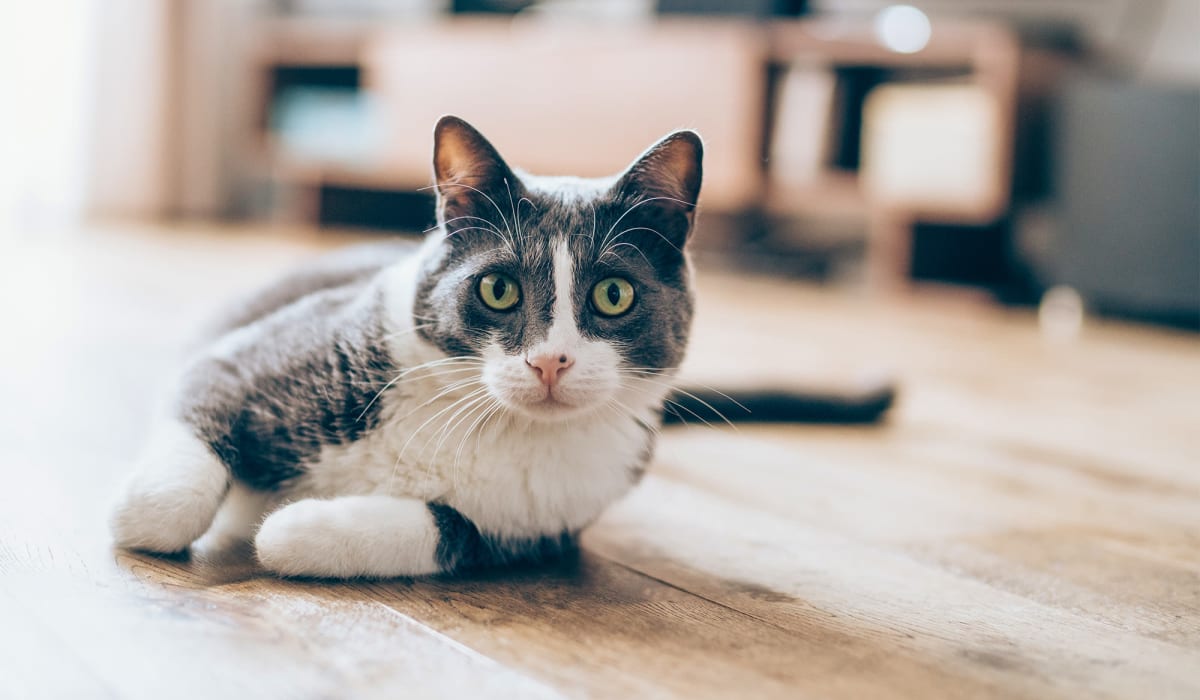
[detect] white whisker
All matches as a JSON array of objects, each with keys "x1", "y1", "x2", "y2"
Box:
[
  {"x1": 603, "y1": 226, "x2": 680, "y2": 257},
  {"x1": 622, "y1": 374, "x2": 739, "y2": 431},
  {"x1": 600, "y1": 195, "x2": 694, "y2": 252},
  {"x1": 426, "y1": 214, "x2": 503, "y2": 235},
  {"x1": 396, "y1": 385, "x2": 490, "y2": 466},
  {"x1": 424, "y1": 181, "x2": 517, "y2": 254},
  {"x1": 423, "y1": 392, "x2": 493, "y2": 464}
]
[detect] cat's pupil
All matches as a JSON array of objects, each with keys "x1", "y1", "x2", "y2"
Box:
[
  {"x1": 493, "y1": 277, "x2": 508, "y2": 299},
  {"x1": 606, "y1": 283, "x2": 620, "y2": 305}
]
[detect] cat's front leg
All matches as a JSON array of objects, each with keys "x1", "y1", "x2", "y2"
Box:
[
  {"x1": 254, "y1": 496, "x2": 444, "y2": 578},
  {"x1": 109, "y1": 419, "x2": 230, "y2": 553},
  {"x1": 254, "y1": 497, "x2": 576, "y2": 578}
]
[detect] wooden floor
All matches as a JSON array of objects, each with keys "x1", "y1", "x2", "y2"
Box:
[{"x1": 2, "y1": 223, "x2": 1198, "y2": 699}]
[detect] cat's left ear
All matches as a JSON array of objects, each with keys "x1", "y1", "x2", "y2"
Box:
[
  {"x1": 432, "y1": 115, "x2": 523, "y2": 227},
  {"x1": 610, "y1": 130, "x2": 704, "y2": 245}
]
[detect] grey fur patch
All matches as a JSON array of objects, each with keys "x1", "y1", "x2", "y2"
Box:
[
  {"x1": 203, "y1": 241, "x2": 416, "y2": 340},
  {"x1": 427, "y1": 503, "x2": 576, "y2": 573},
  {"x1": 178, "y1": 245, "x2": 409, "y2": 490}
]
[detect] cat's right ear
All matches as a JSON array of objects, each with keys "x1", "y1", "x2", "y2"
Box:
[
  {"x1": 432, "y1": 116, "x2": 520, "y2": 225},
  {"x1": 609, "y1": 130, "x2": 704, "y2": 249}
]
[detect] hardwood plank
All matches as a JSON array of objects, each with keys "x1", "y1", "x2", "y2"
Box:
[
  {"x1": 584, "y1": 477, "x2": 1200, "y2": 700},
  {"x1": 137, "y1": 547, "x2": 565, "y2": 700},
  {"x1": 649, "y1": 428, "x2": 1199, "y2": 543},
  {"x1": 354, "y1": 550, "x2": 1002, "y2": 699},
  {"x1": 907, "y1": 531, "x2": 1200, "y2": 647},
  {"x1": 2, "y1": 538, "x2": 565, "y2": 700},
  {"x1": 645, "y1": 426, "x2": 1200, "y2": 649}
]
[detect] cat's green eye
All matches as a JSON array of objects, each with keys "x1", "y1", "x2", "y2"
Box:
[
  {"x1": 479, "y1": 273, "x2": 521, "y2": 311},
  {"x1": 592, "y1": 277, "x2": 635, "y2": 317}
]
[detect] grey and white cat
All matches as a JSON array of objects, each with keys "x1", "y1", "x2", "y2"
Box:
[{"x1": 109, "y1": 116, "x2": 704, "y2": 578}]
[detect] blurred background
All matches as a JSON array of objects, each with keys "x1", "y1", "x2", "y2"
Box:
[{"x1": 0, "y1": 0, "x2": 1196, "y2": 328}]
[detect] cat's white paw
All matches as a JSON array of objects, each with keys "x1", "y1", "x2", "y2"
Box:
[
  {"x1": 255, "y1": 496, "x2": 441, "y2": 578},
  {"x1": 109, "y1": 420, "x2": 229, "y2": 553}
]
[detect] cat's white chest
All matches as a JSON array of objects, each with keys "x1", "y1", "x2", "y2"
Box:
[
  {"x1": 447, "y1": 409, "x2": 646, "y2": 538},
  {"x1": 299, "y1": 384, "x2": 648, "y2": 538}
]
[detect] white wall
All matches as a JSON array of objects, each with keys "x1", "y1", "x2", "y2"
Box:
[
  {"x1": 85, "y1": 1, "x2": 173, "y2": 219},
  {"x1": 0, "y1": 2, "x2": 96, "y2": 234},
  {"x1": 0, "y1": 1, "x2": 180, "y2": 231}
]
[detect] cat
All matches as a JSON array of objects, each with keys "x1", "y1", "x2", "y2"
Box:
[{"x1": 109, "y1": 116, "x2": 892, "y2": 579}]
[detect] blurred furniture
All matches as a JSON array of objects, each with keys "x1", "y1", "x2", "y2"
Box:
[
  {"x1": 248, "y1": 16, "x2": 766, "y2": 221},
  {"x1": 365, "y1": 20, "x2": 766, "y2": 212},
  {"x1": 232, "y1": 13, "x2": 1019, "y2": 290},
  {"x1": 767, "y1": 20, "x2": 1019, "y2": 289},
  {"x1": 658, "y1": 0, "x2": 807, "y2": 16}
]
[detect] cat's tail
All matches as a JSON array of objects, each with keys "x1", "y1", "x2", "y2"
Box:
[{"x1": 662, "y1": 378, "x2": 897, "y2": 426}]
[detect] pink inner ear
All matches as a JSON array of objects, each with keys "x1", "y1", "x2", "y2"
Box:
[
  {"x1": 617, "y1": 131, "x2": 703, "y2": 209},
  {"x1": 435, "y1": 135, "x2": 489, "y2": 188},
  {"x1": 433, "y1": 117, "x2": 519, "y2": 199},
  {"x1": 650, "y1": 138, "x2": 701, "y2": 200},
  {"x1": 435, "y1": 138, "x2": 472, "y2": 182}
]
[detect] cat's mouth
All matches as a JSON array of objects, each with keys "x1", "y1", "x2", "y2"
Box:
[
  {"x1": 502, "y1": 386, "x2": 600, "y2": 422},
  {"x1": 526, "y1": 390, "x2": 583, "y2": 413},
  {"x1": 535, "y1": 392, "x2": 576, "y2": 408}
]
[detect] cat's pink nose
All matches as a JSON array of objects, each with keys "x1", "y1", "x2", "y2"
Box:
[{"x1": 526, "y1": 353, "x2": 574, "y2": 388}]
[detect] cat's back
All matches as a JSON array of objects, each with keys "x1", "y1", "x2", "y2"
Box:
[
  {"x1": 180, "y1": 241, "x2": 417, "y2": 490},
  {"x1": 203, "y1": 240, "x2": 417, "y2": 339}
]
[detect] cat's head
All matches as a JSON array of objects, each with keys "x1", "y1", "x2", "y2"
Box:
[{"x1": 412, "y1": 116, "x2": 702, "y2": 423}]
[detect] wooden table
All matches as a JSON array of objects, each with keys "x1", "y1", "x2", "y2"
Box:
[{"x1": 1, "y1": 224, "x2": 1197, "y2": 699}]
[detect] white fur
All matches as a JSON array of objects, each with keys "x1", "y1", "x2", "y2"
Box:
[
  {"x1": 515, "y1": 171, "x2": 614, "y2": 202},
  {"x1": 255, "y1": 496, "x2": 440, "y2": 578},
  {"x1": 547, "y1": 238, "x2": 582, "y2": 351},
  {"x1": 292, "y1": 389, "x2": 656, "y2": 541},
  {"x1": 109, "y1": 418, "x2": 229, "y2": 552}
]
